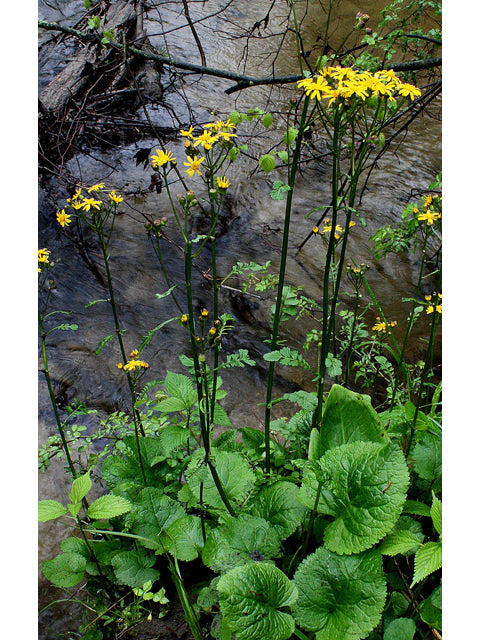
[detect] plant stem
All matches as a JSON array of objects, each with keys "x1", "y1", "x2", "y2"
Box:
[
  {"x1": 264, "y1": 95, "x2": 310, "y2": 474},
  {"x1": 39, "y1": 312, "x2": 77, "y2": 479}
]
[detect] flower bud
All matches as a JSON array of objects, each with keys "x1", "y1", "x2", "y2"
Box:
[{"x1": 186, "y1": 191, "x2": 195, "y2": 202}]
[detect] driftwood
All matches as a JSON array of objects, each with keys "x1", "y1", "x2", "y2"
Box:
[{"x1": 39, "y1": 0, "x2": 161, "y2": 113}]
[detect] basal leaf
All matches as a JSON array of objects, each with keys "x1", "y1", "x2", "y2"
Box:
[
  {"x1": 203, "y1": 515, "x2": 281, "y2": 573},
  {"x1": 318, "y1": 385, "x2": 388, "y2": 456},
  {"x1": 411, "y1": 541, "x2": 442, "y2": 586},
  {"x1": 131, "y1": 487, "x2": 186, "y2": 550},
  {"x1": 87, "y1": 494, "x2": 132, "y2": 520},
  {"x1": 38, "y1": 500, "x2": 68, "y2": 522},
  {"x1": 251, "y1": 481, "x2": 306, "y2": 540},
  {"x1": 42, "y1": 552, "x2": 87, "y2": 588},
  {"x1": 301, "y1": 441, "x2": 409, "y2": 555},
  {"x1": 384, "y1": 617, "x2": 416, "y2": 640},
  {"x1": 411, "y1": 430, "x2": 441, "y2": 481},
  {"x1": 185, "y1": 449, "x2": 255, "y2": 512},
  {"x1": 218, "y1": 563, "x2": 297, "y2": 640},
  {"x1": 293, "y1": 547, "x2": 386, "y2": 640},
  {"x1": 111, "y1": 550, "x2": 160, "y2": 588},
  {"x1": 163, "y1": 515, "x2": 204, "y2": 562}
]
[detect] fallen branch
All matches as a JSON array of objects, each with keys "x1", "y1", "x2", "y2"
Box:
[{"x1": 38, "y1": 19, "x2": 441, "y2": 95}]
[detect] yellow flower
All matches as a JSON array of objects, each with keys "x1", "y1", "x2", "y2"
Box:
[
  {"x1": 184, "y1": 155, "x2": 205, "y2": 177},
  {"x1": 56, "y1": 209, "x2": 71, "y2": 227},
  {"x1": 109, "y1": 190, "x2": 123, "y2": 204},
  {"x1": 180, "y1": 125, "x2": 195, "y2": 139},
  {"x1": 200, "y1": 308, "x2": 209, "y2": 318},
  {"x1": 312, "y1": 226, "x2": 319, "y2": 234},
  {"x1": 423, "y1": 195, "x2": 433, "y2": 208},
  {"x1": 209, "y1": 327, "x2": 216, "y2": 337},
  {"x1": 216, "y1": 176, "x2": 230, "y2": 189},
  {"x1": 372, "y1": 318, "x2": 397, "y2": 333},
  {"x1": 181, "y1": 314, "x2": 188, "y2": 325},
  {"x1": 123, "y1": 359, "x2": 149, "y2": 372},
  {"x1": 38, "y1": 248, "x2": 50, "y2": 265},
  {"x1": 417, "y1": 210, "x2": 441, "y2": 225},
  {"x1": 398, "y1": 83, "x2": 421, "y2": 100},
  {"x1": 193, "y1": 130, "x2": 219, "y2": 150},
  {"x1": 129, "y1": 349, "x2": 139, "y2": 359},
  {"x1": 72, "y1": 200, "x2": 84, "y2": 210},
  {"x1": 67, "y1": 187, "x2": 82, "y2": 203},
  {"x1": 151, "y1": 149, "x2": 176, "y2": 168},
  {"x1": 87, "y1": 183, "x2": 105, "y2": 193},
  {"x1": 82, "y1": 198, "x2": 102, "y2": 212}
]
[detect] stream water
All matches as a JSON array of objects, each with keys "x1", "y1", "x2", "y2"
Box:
[{"x1": 38, "y1": 1, "x2": 441, "y2": 636}]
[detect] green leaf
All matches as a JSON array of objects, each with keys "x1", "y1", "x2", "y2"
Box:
[
  {"x1": 419, "y1": 584, "x2": 442, "y2": 630},
  {"x1": 159, "y1": 423, "x2": 190, "y2": 453},
  {"x1": 283, "y1": 127, "x2": 298, "y2": 146},
  {"x1": 87, "y1": 494, "x2": 132, "y2": 520},
  {"x1": 262, "y1": 112, "x2": 273, "y2": 129},
  {"x1": 430, "y1": 493, "x2": 442, "y2": 536},
  {"x1": 402, "y1": 499, "x2": 431, "y2": 517},
  {"x1": 213, "y1": 403, "x2": 232, "y2": 427},
  {"x1": 111, "y1": 550, "x2": 160, "y2": 588},
  {"x1": 259, "y1": 154, "x2": 276, "y2": 173},
  {"x1": 42, "y1": 552, "x2": 86, "y2": 588},
  {"x1": 70, "y1": 471, "x2": 91, "y2": 504},
  {"x1": 95, "y1": 333, "x2": 115, "y2": 355},
  {"x1": 185, "y1": 449, "x2": 255, "y2": 512},
  {"x1": 164, "y1": 371, "x2": 196, "y2": 406},
  {"x1": 218, "y1": 563, "x2": 297, "y2": 640},
  {"x1": 263, "y1": 347, "x2": 310, "y2": 369},
  {"x1": 163, "y1": 515, "x2": 204, "y2": 561},
  {"x1": 411, "y1": 541, "x2": 442, "y2": 586},
  {"x1": 293, "y1": 547, "x2": 386, "y2": 640},
  {"x1": 228, "y1": 110, "x2": 242, "y2": 125},
  {"x1": 325, "y1": 354, "x2": 342, "y2": 377},
  {"x1": 270, "y1": 181, "x2": 292, "y2": 201},
  {"x1": 156, "y1": 396, "x2": 188, "y2": 412},
  {"x1": 318, "y1": 384, "x2": 389, "y2": 456},
  {"x1": 131, "y1": 487, "x2": 186, "y2": 550},
  {"x1": 38, "y1": 500, "x2": 68, "y2": 522},
  {"x1": 221, "y1": 350, "x2": 256, "y2": 368},
  {"x1": 203, "y1": 515, "x2": 281, "y2": 573},
  {"x1": 61, "y1": 537, "x2": 89, "y2": 557},
  {"x1": 251, "y1": 481, "x2": 306, "y2": 540},
  {"x1": 379, "y1": 530, "x2": 423, "y2": 556},
  {"x1": 277, "y1": 150, "x2": 288, "y2": 163},
  {"x1": 384, "y1": 617, "x2": 416, "y2": 640},
  {"x1": 411, "y1": 430, "x2": 441, "y2": 481},
  {"x1": 299, "y1": 442, "x2": 409, "y2": 554}
]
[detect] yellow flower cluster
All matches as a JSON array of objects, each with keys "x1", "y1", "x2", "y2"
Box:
[
  {"x1": 425, "y1": 293, "x2": 442, "y2": 315},
  {"x1": 321, "y1": 218, "x2": 356, "y2": 240},
  {"x1": 151, "y1": 149, "x2": 176, "y2": 168},
  {"x1": 38, "y1": 248, "x2": 50, "y2": 271},
  {"x1": 372, "y1": 318, "x2": 398, "y2": 333},
  {"x1": 57, "y1": 186, "x2": 123, "y2": 225},
  {"x1": 179, "y1": 119, "x2": 237, "y2": 178},
  {"x1": 297, "y1": 67, "x2": 421, "y2": 106},
  {"x1": 117, "y1": 350, "x2": 149, "y2": 372},
  {"x1": 417, "y1": 193, "x2": 442, "y2": 225}
]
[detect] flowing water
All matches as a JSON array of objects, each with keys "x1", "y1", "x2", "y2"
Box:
[{"x1": 38, "y1": 1, "x2": 441, "y2": 636}]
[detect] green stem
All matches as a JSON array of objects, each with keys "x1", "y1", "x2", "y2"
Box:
[
  {"x1": 312, "y1": 107, "x2": 341, "y2": 429},
  {"x1": 39, "y1": 312, "x2": 77, "y2": 480},
  {"x1": 264, "y1": 95, "x2": 310, "y2": 474},
  {"x1": 389, "y1": 232, "x2": 429, "y2": 408},
  {"x1": 345, "y1": 289, "x2": 361, "y2": 384}
]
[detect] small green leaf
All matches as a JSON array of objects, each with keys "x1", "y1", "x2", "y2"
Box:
[
  {"x1": 218, "y1": 563, "x2": 297, "y2": 640},
  {"x1": 259, "y1": 154, "x2": 276, "y2": 173},
  {"x1": 277, "y1": 150, "x2": 288, "y2": 163},
  {"x1": 42, "y1": 552, "x2": 86, "y2": 588},
  {"x1": 156, "y1": 397, "x2": 187, "y2": 412},
  {"x1": 283, "y1": 127, "x2": 298, "y2": 146},
  {"x1": 70, "y1": 471, "x2": 91, "y2": 504},
  {"x1": 384, "y1": 617, "x2": 416, "y2": 640},
  {"x1": 270, "y1": 181, "x2": 292, "y2": 201},
  {"x1": 430, "y1": 493, "x2": 442, "y2": 536},
  {"x1": 38, "y1": 500, "x2": 68, "y2": 522},
  {"x1": 95, "y1": 333, "x2": 115, "y2": 355},
  {"x1": 111, "y1": 550, "x2": 160, "y2": 588},
  {"x1": 412, "y1": 430, "x2": 441, "y2": 481},
  {"x1": 87, "y1": 494, "x2": 132, "y2": 520},
  {"x1": 402, "y1": 500, "x2": 431, "y2": 517},
  {"x1": 163, "y1": 515, "x2": 204, "y2": 561},
  {"x1": 228, "y1": 111, "x2": 242, "y2": 125},
  {"x1": 262, "y1": 113, "x2": 273, "y2": 129},
  {"x1": 379, "y1": 530, "x2": 423, "y2": 556},
  {"x1": 419, "y1": 584, "x2": 442, "y2": 630},
  {"x1": 411, "y1": 541, "x2": 442, "y2": 586}
]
